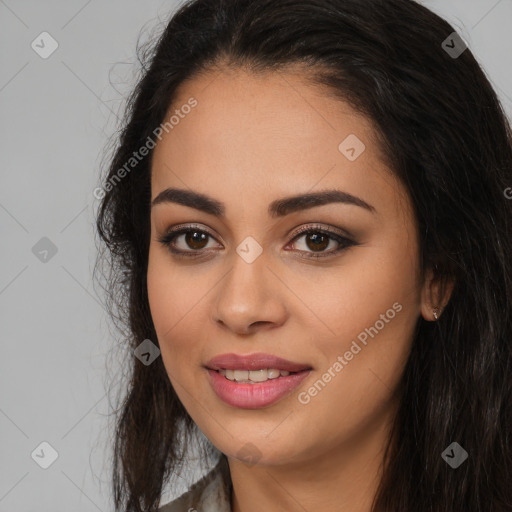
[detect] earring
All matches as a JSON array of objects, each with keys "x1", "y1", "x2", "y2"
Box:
[{"x1": 433, "y1": 307, "x2": 439, "y2": 320}]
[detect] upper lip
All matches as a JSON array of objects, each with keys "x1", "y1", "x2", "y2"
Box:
[{"x1": 205, "y1": 353, "x2": 312, "y2": 372}]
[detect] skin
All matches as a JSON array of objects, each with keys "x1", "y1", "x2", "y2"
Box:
[{"x1": 147, "y1": 65, "x2": 453, "y2": 512}]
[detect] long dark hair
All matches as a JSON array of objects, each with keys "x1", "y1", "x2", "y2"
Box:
[{"x1": 94, "y1": 0, "x2": 512, "y2": 510}]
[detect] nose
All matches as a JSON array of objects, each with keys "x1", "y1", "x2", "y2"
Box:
[{"x1": 211, "y1": 254, "x2": 289, "y2": 335}]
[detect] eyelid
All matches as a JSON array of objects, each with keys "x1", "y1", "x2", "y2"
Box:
[
  {"x1": 161, "y1": 222, "x2": 353, "y2": 243},
  {"x1": 288, "y1": 222, "x2": 354, "y2": 242},
  {"x1": 165, "y1": 222, "x2": 217, "y2": 238},
  {"x1": 157, "y1": 223, "x2": 222, "y2": 254},
  {"x1": 158, "y1": 222, "x2": 356, "y2": 258}
]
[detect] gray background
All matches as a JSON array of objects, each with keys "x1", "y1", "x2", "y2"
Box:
[{"x1": 1, "y1": 0, "x2": 511, "y2": 510}]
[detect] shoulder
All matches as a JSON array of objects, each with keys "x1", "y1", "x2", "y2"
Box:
[{"x1": 158, "y1": 456, "x2": 232, "y2": 512}]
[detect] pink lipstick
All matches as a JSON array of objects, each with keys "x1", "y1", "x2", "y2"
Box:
[{"x1": 205, "y1": 352, "x2": 312, "y2": 409}]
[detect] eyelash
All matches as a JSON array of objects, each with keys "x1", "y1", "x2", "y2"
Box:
[{"x1": 157, "y1": 223, "x2": 356, "y2": 260}]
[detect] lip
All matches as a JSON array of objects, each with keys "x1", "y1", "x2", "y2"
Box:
[
  {"x1": 205, "y1": 352, "x2": 312, "y2": 372},
  {"x1": 206, "y1": 368, "x2": 312, "y2": 409},
  {"x1": 204, "y1": 352, "x2": 313, "y2": 409}
]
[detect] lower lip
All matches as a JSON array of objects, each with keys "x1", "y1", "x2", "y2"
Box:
[{"x1": 206, "y1": 369, "x2": 311, "y2": 409}]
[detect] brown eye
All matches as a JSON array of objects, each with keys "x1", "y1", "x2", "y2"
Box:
[
  {"x1": 303, "y1": 232, "x2": 330, "y2": 252},
  {"x1": 158, "y1": 225, "x2": 220, "y2": 257},
  {"x1": 158, "y1": 223, "x2": 356, "y2": 260},
  {"x1": 288, "y1": 226, "x2": 356, "y2": 259},
  {"x1": 183, "y1": 230, "x2": 209, "y2": 250}
]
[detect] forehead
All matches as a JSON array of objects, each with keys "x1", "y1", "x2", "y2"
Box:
[
  {"x1": 161, "y1": 65, "x2": 378, "y2": 156},
  {"x1": 150, "y1": 66, "x2": 406, "y2": 220}
]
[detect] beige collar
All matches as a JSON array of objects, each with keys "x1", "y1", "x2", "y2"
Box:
[{"x1": 159, "y1": 456, "x2": 232, "y2": 512}]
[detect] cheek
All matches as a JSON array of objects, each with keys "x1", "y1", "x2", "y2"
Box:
[
  {"x1": 146, "y1": 249, "x2": 206, "y2": 372},
  {"x1": 313, "y1": 234, "x2": 420, "y2": 340},
  {"x1": 295, "y1": 307, "x2": 416, "y2": 455},
  {"x1": 301, "y1": 238, "x2": 420, "y2": 415}
]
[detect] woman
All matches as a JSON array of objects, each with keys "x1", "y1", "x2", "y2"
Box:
[{"x1": 94, "y1": 0, "x2": 512, "y2": 510}]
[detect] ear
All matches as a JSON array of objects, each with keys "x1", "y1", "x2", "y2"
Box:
[{"x1": 420, "y1": 266, "x2": 455, "y2": 321}]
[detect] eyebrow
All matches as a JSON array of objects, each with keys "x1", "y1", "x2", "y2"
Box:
[{"x1": 151, "y1": 187, "x2": 376, "y2": 217}]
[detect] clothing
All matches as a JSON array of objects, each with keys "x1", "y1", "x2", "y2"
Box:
[{"x1": 158, "y1": 456, "x2": 232, "y2": 512}]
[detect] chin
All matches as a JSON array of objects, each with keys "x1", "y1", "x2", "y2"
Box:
[{"x1": 215, "y1": 434, "x2": 304, "y2": 468}]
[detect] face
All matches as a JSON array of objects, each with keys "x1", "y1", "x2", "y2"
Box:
[{"x1": 147, "y1": 65, "x2": 428, "y2": 468}]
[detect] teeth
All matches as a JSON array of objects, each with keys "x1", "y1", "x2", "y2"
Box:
[
  {"x1": 218, "y1": 368, "x2": 294, "y2": 383},
  {"x1": 234, "y1": 370, "x2": 249, "y2": 381}
]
